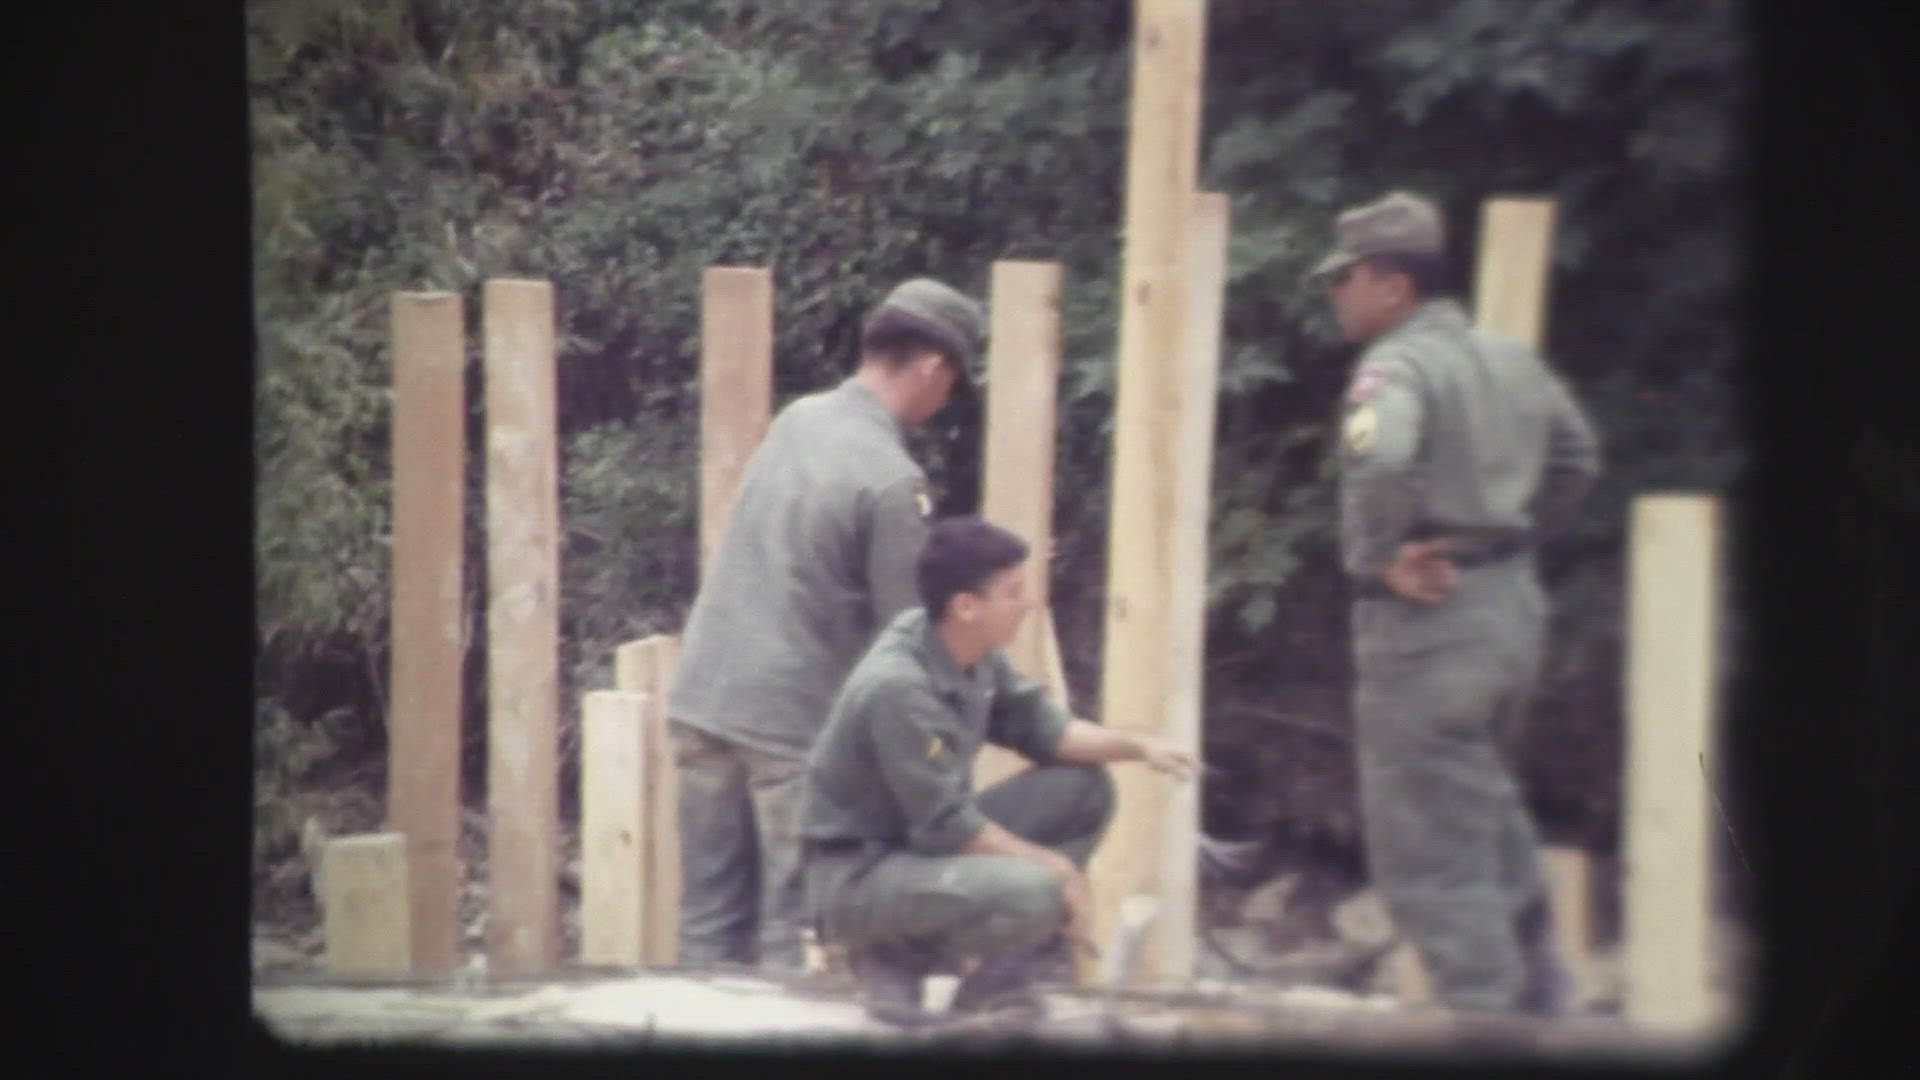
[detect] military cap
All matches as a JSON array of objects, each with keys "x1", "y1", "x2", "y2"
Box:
[
  {"x1": 864, "y1": 277, "x2": 989, "y2": 388},
  {"x1": 1309, "y1": 190, "x2": 1445, "y2": 281}
]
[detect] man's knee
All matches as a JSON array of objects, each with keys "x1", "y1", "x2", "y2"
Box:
[
  {"x1": 1054, "y1": 761, "x2": 1115, "y2": 830},
  {"x1": 967, "y1": 861, "x2": 1067, "y2": 951}
]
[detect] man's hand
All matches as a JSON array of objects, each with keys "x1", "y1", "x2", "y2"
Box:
[
  {"x1": 1382, "y1": 537, "x2": 1457, "y2": 603},
  {"x1": 1137, "y1": 738, "x2": 1197, "y2": 782}
]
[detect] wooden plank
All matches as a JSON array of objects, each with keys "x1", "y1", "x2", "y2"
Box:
[
  {"x1": 975, "y1": 259, "x2": 1065, "y2": 792},
  {"x1": 482, "y1": 278, "x2": 562, "y2": 975},
  {"x1": 642, "y1": 636, "x2": 683, "y2": 966},
  {"x1": 580, "y1": 690, "x2": 648, "y2": 966},
  {"x1": 1084, "y1": 0, "x2": 1210, "y2": 990},
  {"x1": 613, "y1": 638, "x2": 650, "y2": 694},
  {"x1": 1473, "y1": 196, "x2": 1557, "y2": 351},
  {"x1": 322, "y1": 833, "x2": 412, "y2": 978},
  {"x1": 1084, "y1": 0, "x2": 1209, "y2": 988},
  {"x1": 616, "y1": 634, "x2": 683, "y2": 966},
  {"x1": 1543, "y1": 845, "x2": 1594, "y2": 1004},
  {"x1": 699, "y1": 267, "x2": 775, "y2": 578},
  {"x1": 1154, "y1": 190, "x2": 1229, "y2": 982},
  {"x1": 385, "y1": 291, "x2": 465, "y2": 976},
  {"x1": 980, "y1": 259, "x2": 1064, "y2": 687},
  {"x1": 1622, "y1": 494, "x2": 1719, "y2": 1033}
]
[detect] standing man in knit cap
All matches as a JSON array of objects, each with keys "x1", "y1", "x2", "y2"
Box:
[
  {"x1": 1309, "y1": 191, "x2": 1602, "y2": 1017},
  {"x1": 666, "y1": 277, "x2": 988, "y2": 971}
]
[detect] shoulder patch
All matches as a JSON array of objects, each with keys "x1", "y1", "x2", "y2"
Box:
[
  {"x1": 1346, "y1": 358, "x2": 1409, "y2": 404},
  {"x1": 1343, "y1": 404, "x2": 1378, "y2": 455},
  {"x1": 915, "y1": 481, "x2": 933, "y2": 519},
  {"x1": 926, "y1": 733, "x2": 946, "y2": 760}
]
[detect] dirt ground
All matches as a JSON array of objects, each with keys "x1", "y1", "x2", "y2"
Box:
[{"x1": 251, "y1": 780, "x2": 1753, "y2": 1054}]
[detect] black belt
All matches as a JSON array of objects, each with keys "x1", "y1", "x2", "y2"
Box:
[
  {"x1": 804, "y1": 837, "x2": 885, "y2": 856},
  {"x1": 1351, "y1": 536, "x2": 1529, "y2": 599},
  {"x1": 1449, "y1": 536, "x2": 1529, "y2": 568}
]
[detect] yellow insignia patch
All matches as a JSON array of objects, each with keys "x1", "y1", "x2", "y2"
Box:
[
  {"x1": 1344, "y1": 405, "x2": 1378, "y2": 454},
  {"x1": 926, "y1": 734, "x2": 944, "y2": 760},
  {"x1": 915, "y1": 489, "x2": 933, "y2": 517}
]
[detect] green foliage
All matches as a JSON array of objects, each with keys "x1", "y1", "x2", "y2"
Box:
[
  {"x1": 253, "y1": 698, "x2": 354, "y2": 867},
  {"x1": 251, "y1": 0, "x2": 1746, "y2": 867}
]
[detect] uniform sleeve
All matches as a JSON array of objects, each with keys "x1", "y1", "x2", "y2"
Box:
[
  {"x1": 1531, "y1": 371, "x2": 1602, "y2": 536},
  {"x1": 984, "y1": 654, "x2": 1070, "y2": 763},
  {"x1": 865, "y1": 473, "x2": 933, "y2": 627},
  {"x1": 864, "y1": 679, "x2": 991, "y2": 856},
  {"x1": 1337, "y1": 354, "x2": 1426, "y2": 578}
]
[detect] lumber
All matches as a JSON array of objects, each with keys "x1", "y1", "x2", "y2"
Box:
[
  {"x1": 580, "y1": 690, "x2": 649, "y2": 965},
  {"x1": 976, "y1": 259, "x2": 1066, "y2": 791},
  {"x1": 1622, "y1": 494, "x2": 1720, "y2": 1033},
  {"x1": 616, "y1": 634, "x2": 683, "y2": 965},
  {"x1": 321, "y1": 833, "x2": 412, "y2": 978},
  {"x1": 482, "y1": 278, "x2": 562, "y2": 974},
  {"x1": 385, "y1": 291, "x2": 466, "y2": 975},
  {"x1": 699, "y1": 267, "x2": 774, "y2": 577},
  {"x1": 1084, "y1": 0, "x2": 1210, "y2": 988},
  {"x1": 1473, "y1": 196, "x2": 1558, "y2": 351}
]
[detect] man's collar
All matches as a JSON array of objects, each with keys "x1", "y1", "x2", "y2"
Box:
[
  {"x1": 1378, "y1": 298, "x2": 1469, "y2": 343},
  {"x1": 914, "y1": 611, "x2": 974, "y2": 696},
  {"x1": 839, "y1": 377, "x2": 908, "y2": 442}
]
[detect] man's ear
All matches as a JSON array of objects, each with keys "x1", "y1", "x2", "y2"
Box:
[{"x1": 949, "y1": 591, "x2": 980, "y2": 623}]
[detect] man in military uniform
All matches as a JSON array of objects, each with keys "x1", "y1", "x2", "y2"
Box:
[
  {"x1": 1310, "y1": 191, "x2": 1602, "y2": 1017},
  {"x1": 666, "y1": 278, "x2": 987, "y2": 971},
  {"x1": 802, "y1": 517, "x2": 1196, "y2": 1026}
]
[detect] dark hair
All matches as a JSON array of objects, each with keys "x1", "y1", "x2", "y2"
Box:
[
  {"x1": 1362, "y1": 252, "x2": 1449, "y2": 299},
  {"x1": 917, "y1": 517, "x2": 1029, "y2": 621},
  {"x1": 861, "y1": 309, "x2": 961, "y2": 373}
]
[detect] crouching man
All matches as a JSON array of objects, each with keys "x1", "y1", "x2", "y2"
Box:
[{"x1": 800, "y1": 516, "x2": 1196, "y2": 1026}]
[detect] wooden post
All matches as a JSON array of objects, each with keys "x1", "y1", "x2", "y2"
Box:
[
  {"x1": 580, "y1": 690, "x2": 648, "y2": 966},
  {"x1": 482, "y1": 278, "x2": 561, "y2": 975},
  {"x1": 385, "y1": 291, "x2": 465, "y2": 976},
  {"x1": 699, "y1": 267, "x2": 774, "y2": 577},
  {"x1": 975, "y1": 259, "x2": 1065, "y2": 792},
  {"x1": 1473, "y1": 196, "x2": 1558, "y2": 351},
  {"x1": 616, "y1": 634, "x2": 682, "y2": 965},
  {"x1": 322, "y1": 833, "x2": 412, "y2": 978},
  {"x1": 1086, "y1": 0, "x2": 1208, "y2": 989},
  {"x1": 1543, "y1": 846, "x2": 1593, "y2": 1003},
  {"x1": 1471, "y1": 194, "x2": 1597, "y2": 1002},
  {"x1": 1623, "y1": 494, "x2": 1719, "y2": 1032},
  {"x1": 1158, "y1": 190, "x2": 1229, "y2": 981}
]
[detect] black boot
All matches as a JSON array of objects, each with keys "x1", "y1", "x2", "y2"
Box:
[
  {"x1": 850, "y1": 943, "x2": 934, "y2": 1028},
  {"x1": 950, "y1": 949, "x2": 1048, "y2": 1018}
]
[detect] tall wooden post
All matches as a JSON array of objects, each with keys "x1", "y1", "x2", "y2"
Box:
[
  {"x1": 385, "y1": 291, "x2": 465, "y2": 976},
  {"x1": 482, "y1": 278, "x2": 561, "y2": 975},
  {"x1": 699, "y1": 267, "x2": 774, "y2": 576},
  {"x1": 580, "y1": 690, "x2": 649, "y2": 966},
  {"x1": 975, "y1": 259, "x2": 1065, "y2": 792},
  {"x1": 1623, "y1": 494, "x2": 1720, "y2": 1033},
  {"x1": 1159, "y1": 190, "x2": 1229, "y2": 980},
  {"x1": 1086, "y1": 0, "x2": 1208, "y2": 987},
  {"x1": 1473, "y1": 196, "x2": 1557, "y2": 353},
  {"x1": 616, "y1": 634, "x2": 682, "y2": 965}
]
